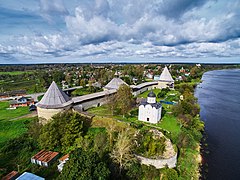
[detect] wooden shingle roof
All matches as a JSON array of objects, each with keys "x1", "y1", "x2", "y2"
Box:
[
  {"x1": 104, "y1": 78, "x2": 128, "y2": 90},
  {"x1": 159, "y1": 67, "x2": 174, "y2": 82},
  {"x1": 36, "y1": 81, "x2": 72, "y2": 109}
]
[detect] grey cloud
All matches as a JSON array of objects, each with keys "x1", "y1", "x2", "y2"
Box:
[
  {"x1": 153, "y1": 0, "x2": 210, "y2": 19},
  {"x1": 39, "y1": 0, "x2": 69, "y2": 23},
  {"x1": 1, "y1": 0, "x2": 240, "y2": 63}
]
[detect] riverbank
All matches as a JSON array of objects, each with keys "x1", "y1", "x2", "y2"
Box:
[{"x1": 173, "y1": 78, "x2": 204, "y2": 179}]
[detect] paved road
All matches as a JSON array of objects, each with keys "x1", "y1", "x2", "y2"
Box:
[{"x1": 28, "y1": 92, "x2": 45, "y2": 101}]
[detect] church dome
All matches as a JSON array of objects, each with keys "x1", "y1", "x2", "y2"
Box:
[{"x1": 148, "y1": 91, "x2": 156, "y2": 97}]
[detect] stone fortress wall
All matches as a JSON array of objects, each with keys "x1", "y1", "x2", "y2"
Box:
[
  {"x1": 136, "y1": 153, "x2": 177, "y2": 169},
  {"x1": 76, "y1": 82, "x2": 159, "y2": 111},
  {"x1": 73, "y1": 96, "x2": 108, "y2": 111},
  {"x1": 37, "y1": 81, "x2": 169, "y2": 121}
]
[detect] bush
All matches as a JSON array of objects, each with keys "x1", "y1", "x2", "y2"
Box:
[
  {"x1": 130, "y1": 108, "x2": 138, "y2": 116},
  {"x1": 136, "y1": 130, "x2": 166, "y2": 158},
  {"x1": 157, "y1": 88, "x2": 170, "y2": 98}
]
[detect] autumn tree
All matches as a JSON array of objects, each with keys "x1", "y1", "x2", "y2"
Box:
[
  {"x1": 111, "y1": 128, "x2": 136, "y2": 173},
  {"x1": 80, "y1": 79, "x2": 86, "y2": 87},
  {"x1": 106, "y1": 120, "x2": 119, "y2": 148},
  {"x1": 106, "y1": 94, "x2": 117, "y2": 115}
]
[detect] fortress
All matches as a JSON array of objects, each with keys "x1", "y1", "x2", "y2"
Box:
[{"x1": 36, "y1": 67, "x2": 174, "y2": 123}]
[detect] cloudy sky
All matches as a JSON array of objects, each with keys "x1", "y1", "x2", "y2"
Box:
[{"x1": 0, "y1": 0, "x2": 240, "y2": 64}]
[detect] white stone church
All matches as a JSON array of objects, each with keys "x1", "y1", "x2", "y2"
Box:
[
  {"x1": 138, "y1": 91, "x2": 162, "y2": 124},
  {"x1": 138, "y1": 66, "x2": 174, "y2": 124}
]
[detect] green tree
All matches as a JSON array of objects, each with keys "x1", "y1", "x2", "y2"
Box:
[
  {"x1": 27, "y1": 118, "x2": 43, "y2": 140},
  {"x1": 157, "y1": 88, "x2": 170, "y2": 98},
  {"x1": 65, "y1": 74, "x2": 73, "y2": 85},
  {"x1": 38, "y1": 111, "x2": 89, "y2": 152},
  {"x1": 59, "y1": 148, "x2": 110, "y2": 180},
  {"x1": 53, "y1": 70, "x2": 65, "y2": 83},
  {"x1": 116, "y1": 84, "x2": 133, "y2": 116}
]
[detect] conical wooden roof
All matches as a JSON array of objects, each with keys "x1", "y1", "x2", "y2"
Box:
[
  {"x1": 159, "y1": 67, "x2": 174, "y2": 82},
  {"x1": 37, "y1": 81, "x2": 72, "y2": 109},
  {"x1": 104, "y1": 78, "x2": 128, "y2": 90}
]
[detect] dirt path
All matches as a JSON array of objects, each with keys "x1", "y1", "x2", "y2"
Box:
[{"x1": 10, "y1": 111, "x2": 37, "y2": 121}]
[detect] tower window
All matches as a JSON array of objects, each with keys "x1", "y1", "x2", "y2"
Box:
[{"x1": 147, "y1": 118, "x2": 149, "y2": 121}]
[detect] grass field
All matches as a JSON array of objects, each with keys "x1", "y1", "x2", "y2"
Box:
[
  {"x1": 0, "y1": 71, "x2": 34, "y2": 75},
  {"x1": 0, "y1": 117, "x2": 35, "y2": 147},
  {"x1": 0, "y1": 80, "x2": 39, "y2": 94},
  {"x1": 0, "y1": 101, "x2": 33, "y2": 146},
  {"x1": 72, "y1": 87, "x2": 94, "y2": 96}
]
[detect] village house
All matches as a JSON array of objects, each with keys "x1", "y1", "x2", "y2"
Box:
[
  {"x1": 57, "y1": 154, "x2": 69, "y2": 172},
  {"x1": 180, "y1": 67, "x2": 185, "y2": 73},
  {"x1": 9, "y1": 96, "x2": 34, "y2": 108},
  {"x1": 153, "y1": 75, "x2": 160, "y2": 81},
  {"x1": 2, "y1": 171, "x2": 19, "y2": 180},
  {"x1": 16, "y1": 172, "x2": 44, "y2": 180},
  {"x1": 146, "y1": 72, "x2": 154, "y2": 79},
  {"x1": 31, "y1": 150, "x2": 59, "y2": 167}
]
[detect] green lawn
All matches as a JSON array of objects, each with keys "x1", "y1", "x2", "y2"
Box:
[
  {"x1": 72, "y1": 87, "x2": 91, "y2": 96},
  {"x1": 137, "y1": 89, "x2": 180, "y2": 102},
  {"x1": 137, "y1": 89, "x2": 162, "y2": 101},
  {"x1": 0, "y1": 117, "x2": 35, "y2": 147},
  {"x1": 158, "y1": 114, "x2": 181, "y2": 140},
  {"x1": 88, "y1": 105, "x2": 110, "y2": 116},
  {"x1": 88, "y1": 105, "x2": 181, "y2": 140},
  {"x1": 0, "y1": 101, "x2": 30, "y2": 121}
]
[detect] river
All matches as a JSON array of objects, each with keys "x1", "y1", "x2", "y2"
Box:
[{"x1": 195, "y1": 69, "x2": 240, "y2": 180}]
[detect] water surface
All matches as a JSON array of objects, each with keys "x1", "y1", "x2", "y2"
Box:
[{"x1": 195, "y1": 69, "x2": 240, "y2": 180}]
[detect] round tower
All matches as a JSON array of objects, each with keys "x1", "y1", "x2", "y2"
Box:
[{"x1": 36, "y1": 81, "x2": 73, "y2": 123}]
